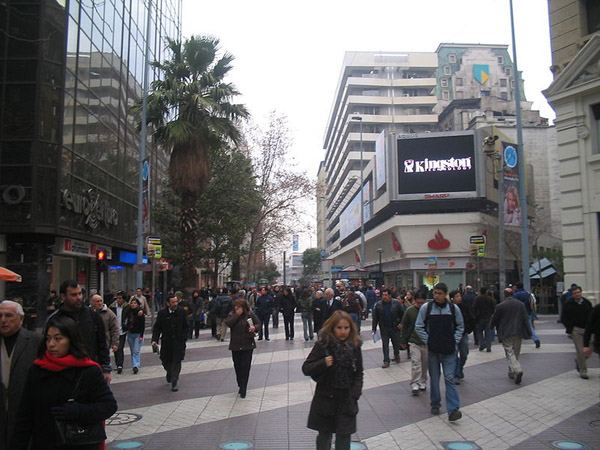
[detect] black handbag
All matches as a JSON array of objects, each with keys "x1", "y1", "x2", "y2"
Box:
[{"x1": 54, "y1": 370, "x2": 107, "y2": 446}]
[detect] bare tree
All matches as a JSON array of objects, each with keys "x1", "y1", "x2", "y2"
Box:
[{"x1": 242, "y1": 111, "x2": 314, "y2": 281}]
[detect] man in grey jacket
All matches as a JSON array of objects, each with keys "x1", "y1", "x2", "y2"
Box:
[{"x1": 491, "y1": 289, "x2": 532, "y2": 385}]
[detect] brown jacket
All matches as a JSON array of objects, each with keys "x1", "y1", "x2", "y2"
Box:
[{"x1": 225, "y1": 311, "x2": 260, "y2": 352}]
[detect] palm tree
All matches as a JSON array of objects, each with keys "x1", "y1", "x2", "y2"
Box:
[{"x1": 142, "y1": 35, "x2": 248, "y2": 291}]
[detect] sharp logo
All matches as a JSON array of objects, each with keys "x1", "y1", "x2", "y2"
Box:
[
  {"x1": 425, "y1": 193, "x2": 450, "y2": 198},
  {"x1": 403, "y1": 157, "x2": 472, "y2": 173}
]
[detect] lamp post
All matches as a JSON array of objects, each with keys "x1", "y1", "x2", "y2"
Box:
[
  {"x1": 483, "y1": 135, "x2": 505, "y2": 294},
  {"x1": 377, "y1": 248, "x2": 384, "y2": 288},
  {"x1": 351, "y1": 115, "x2": 365, "y2": 269}
]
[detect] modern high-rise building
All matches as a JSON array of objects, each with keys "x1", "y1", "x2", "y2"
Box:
[
  {"x1": 0, "y1": 0, "x2": 181, "y2": 310},
  {"x1": 544, "y1": 0, "x2": 600, "y2": 302},
  {"x1": 319, "y1": 46, "x2": 557, "y2": 294}
]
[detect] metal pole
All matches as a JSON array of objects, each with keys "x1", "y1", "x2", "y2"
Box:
[
  {"x1": 136, "y1": 0, "x2": 153, "y2": 288},
  {"x1": 498, "y1": 157, "x2": 506, "y2": 293},
  {"x1": 509, "y1": 0, "x2": 530, "y2": 290},
  {"x1": 151, "y1": 258, "x2": 156, "y2": 326},
  {"x1": 99, "y1": 272, "x2": 104, "y2": 299},
  {"x1": 359, "y1": 119, "x2": 365, "y2": 268},
  {"x1": 283, "y1": 250, "x2": 286, "y2": 285}
]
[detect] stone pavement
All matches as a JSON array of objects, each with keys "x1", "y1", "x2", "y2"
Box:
[{"x1": 106, "y1": 315, "x2": 600, "y2": 449}]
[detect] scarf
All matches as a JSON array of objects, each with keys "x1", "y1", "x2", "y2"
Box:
[
  {"x1": 34, "y1": 350, "x2": 100, "y2": 372},
  {"x1": 329, "y1": 338, "x2": 356, "y2": 390}
]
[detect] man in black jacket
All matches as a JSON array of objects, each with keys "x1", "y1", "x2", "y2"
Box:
[
  {"x1": 372, "y1": 289, "x2": 404, "y2": 368},
  {"x1": 561, "y1": 286, "x2": 593, "y2": 379},
  {"x1": 51, "y1": 280, "x2": 111, "y2": 382},
  {"x1": 472, "y1": 288, "x2": 496, "y2": 352},
  {"x1": 152, "y1": 296, "x2": 189, "y2": 391}
]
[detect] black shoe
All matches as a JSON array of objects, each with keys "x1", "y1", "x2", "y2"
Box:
[
  {"x1": 449, "y1": 410, "x2": 462, "y2": 421},
  {"x1": 240, "y1": 391, "x2": 246, "y2": 398},
  {"x1": 486, "y1": 348, "x2": 491, "y2": 353},
  {"x1": 515, "y1": 371, "x2": 523, "y2": 385},
  {"x1": 171, "y1": 380, "x2": 178, "y2": 392},
  {"x1": 581, "y1": 374, "x2": 589, "y2": 380},
  {"x1": 117, "y1": 366, "x2": 123, "y2": 374},
  {"x1": 479, "y1": 347, "x2": 485, "y2": 352},
  {"x1": 455, "y1": 379, "x2": 461, "y2": 385},
  {"x1": 133, "y1": 367, "x2": 139, "y2": 374},
  {"x1": 535, "y1": 340, "x2": 541, "y2": 348},
  {"x1": 431, "y1": 407, "x2": 440, "y2": 415}
]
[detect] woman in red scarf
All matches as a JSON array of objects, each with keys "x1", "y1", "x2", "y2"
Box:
[{"x1": 11, "y1": 315, "x2": 118, "y2": 449}]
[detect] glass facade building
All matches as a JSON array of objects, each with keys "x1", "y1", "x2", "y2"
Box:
[{"x1": 0, "y1": 0, "x2": 181, "y2": 312}]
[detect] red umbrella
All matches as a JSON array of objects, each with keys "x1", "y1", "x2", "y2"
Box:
[{"x1": 0, "y1": 267, "x2": 22, "y2": 282}]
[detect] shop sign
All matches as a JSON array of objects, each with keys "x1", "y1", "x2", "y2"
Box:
[
  {"x1": 60, "y1": 189, "x2": 118, "y2": 230},
  {"x1": 57, "y1": 237, "x2": 112, "y2": 259}
]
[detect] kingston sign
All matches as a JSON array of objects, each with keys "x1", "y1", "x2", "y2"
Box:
[{"x1": 403, "y1": 156, "x2": 472, "y2": 173}]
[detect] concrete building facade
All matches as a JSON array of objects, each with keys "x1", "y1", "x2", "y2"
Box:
[{"x1": 544, "y1": 0, "x2": 600, "y2": 302}]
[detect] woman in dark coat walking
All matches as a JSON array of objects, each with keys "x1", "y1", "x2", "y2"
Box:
[
  {"x1": 11, "y1": 315, "x2": 117, "y2": 450},
  {"x1": 302, "y1": 310, "x2": 363, "y2": 450},
  {"x1": 225, "y1": 299, "x2": 260, "y2": 398}
]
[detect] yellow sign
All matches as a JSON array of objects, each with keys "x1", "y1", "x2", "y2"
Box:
[{"x1": 154, "y1": 245, "x2": 162, "y2": 259}]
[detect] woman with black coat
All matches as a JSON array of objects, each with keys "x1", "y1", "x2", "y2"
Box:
[
  {"x1": 280, "y1": 287, "x2": 298, "y2": 340},
  {"x1": 302, "y1": 310, "x2": 363, "y2": 450},
  {"x1": 11, "y1": 315, "x2": 118, "y2": 450},
  {"x1": 225, "y1": 298, "x2": 261, "y2": 398}
]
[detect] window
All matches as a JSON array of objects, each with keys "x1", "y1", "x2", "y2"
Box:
[
  {"x1": 592, "y1": 103, "x2": 600, "y2": 154},
  {"x1": 441, "y1": 78, "x2": 448, "y2": 87},
  {"x1": 500, "y1": 92, "x2": 508, "y2": 100},
  {"x1": 443, "y1": 66, "x2": 451, "y2": 75},
  {"x1": 500, "y1": 79, "x2": 507, "y2": 87},
  {"x1": 455, "y1": 78, "x2": 463, "y2": 86},
  {"x1": 442, "y1": 90, "x2": 450, "y2": 100},
  {"x1": 586, "y1": 0, "x2": 600, "y2": 34},
  {"x1": 455, "y1": 91, "x2": 463, "y2": 99},
  {"x1": 511, "y1": 80, "x2": 515, "y2": 88},
  {"x1": 505, "y1": 67, "x2": 511, "y2": 76},
  {"x1": 448, "y1": 54, "x2": 456, "y2": 64},
  {"x1": 497, "y1": 56, "x2": 504, "y2": 64}
]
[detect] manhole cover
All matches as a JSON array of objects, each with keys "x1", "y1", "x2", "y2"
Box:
[
  {"x1": 218, "y1": 442, "x2": 254, "y2": 449},
  {"x1": 106, "y1": 412, "x2": 143, "y2": 426},
  {"x1": 111, "y1": 442, "x2": 144, "y2": 449},
  {"x1": 550, "y1": 441, "x2": 588, "y2": 450},
  {"x1": 441, "y1": 442, "x2": 481, "y2": 450}
]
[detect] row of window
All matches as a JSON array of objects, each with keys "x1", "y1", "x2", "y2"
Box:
[
  {"x1": 448, "y1": 53, "x2": 505, "y2": 65},
  {"x1": 440, "y1": 77, "x2": 514, "y2": 88}
]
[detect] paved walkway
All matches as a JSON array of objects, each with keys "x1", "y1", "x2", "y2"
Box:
[{"x1": 106, "y1": 315, "x2": 600, "y2": 449}]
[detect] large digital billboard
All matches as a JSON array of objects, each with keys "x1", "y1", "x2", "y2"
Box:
[{"x1": 397, "y1": 133, "x2": 477, "y2": 200}]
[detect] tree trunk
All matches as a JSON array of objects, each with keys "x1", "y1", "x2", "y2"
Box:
[{"x1": 180, "y1": 192, "x2": 198, "y2": 294}]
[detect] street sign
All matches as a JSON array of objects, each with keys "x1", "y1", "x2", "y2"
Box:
[
  {"x1": 133, "y1": 264, "x2": 153, "y2": 272},
  {"x1": 477, "y1": 244, "x2": 486, "y2": 257},
  {"x1": 331, "y1": 266, "x2": 344, "y2": 271},
  {"x1": 154, "y1": 244, "x2": 162, "y2": 258},
  {"x1": 427, "y1": 257, "x2": 438, "y2": 269},
  {"x1": 470, "y1": 235, "x2": 486, "y2": 245}
]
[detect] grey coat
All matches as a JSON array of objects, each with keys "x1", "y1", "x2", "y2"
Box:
[
  {"x1": 1, "y1": 328, "x2": 43, "y2": 449},
  {"x1": 491, "y1": 297, "x2": 532, "y2": 341}
]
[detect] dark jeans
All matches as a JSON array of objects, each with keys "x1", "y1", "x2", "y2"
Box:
[
  {"x1": 272, "y1": 307, "x2": 279, "y2": 328},
  {"x1": 258, "y1": 313, "x2": 271, "y2": 339},
  {"x1": 475, "y1": 318, "x2": 492, "y2": 350},
  {"x1": 193, "y1": 319, "x2": 203, "y2": 338},
  {"x1": 455, "y1": 333, "x2": 469, "y2": 379},
  {"x1": 317, "y1": 432, "x2": 350, "y2": 450},
  {"x1": 232, "y1": 349, "x2": 253, "y2": 396},
  {"x1": 114, "y1": 334, "x2": 127, "y2": 368},
  {"x1": 283, "y1": 313, "x2": 295, "y2": 339},
  {"x1": 380, "y1": 327, "x2": 401, "y2": 363},
  {"x1": 162, "y1": 358, "x2": 182, "y2": 383}
]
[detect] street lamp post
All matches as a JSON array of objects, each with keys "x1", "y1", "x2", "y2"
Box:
[
  {"x1": 483, "y1": 135, "x2": 506, "y2": 294},
  {"x1": 377, "y1": 248, "x2": 384, "y2": 288},
  {"x1": 351, "y1": 115, "x2": 365, "y2": 269}
]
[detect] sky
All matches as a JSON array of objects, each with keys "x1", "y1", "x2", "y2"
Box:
[{"x1": 181, "y1": 0, "x2": 555, "y2": 253}]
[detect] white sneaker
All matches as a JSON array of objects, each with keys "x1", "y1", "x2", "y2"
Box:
[
  {"x1": 411, "y1": 386, "x2": 420, "y2": 395},
  {"x1": 419, "y1": 383, "x2": 427, "y2": 391}
]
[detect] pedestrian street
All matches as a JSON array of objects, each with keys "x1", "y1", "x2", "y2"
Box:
[{"x1": 107, "y1": 315, "x2": 600, "y2": 450}]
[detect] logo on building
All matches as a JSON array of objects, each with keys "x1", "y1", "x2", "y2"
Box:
[
  {"x1": 427, "y1": 229, "x2": 451, "y2": 250},
  {"x1": 473, "y1": 64, "x2": 490, "y2": 84},
  {"x1": 61, "y1": 189, "x2": 119, "y2": 230},
  {"x1": 403, "y1": 157, "x2": 472, "y2": 173}
]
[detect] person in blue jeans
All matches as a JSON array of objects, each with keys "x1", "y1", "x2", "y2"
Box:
[
  {"x1": 126, "y1": 297, "x2": 145, "y2": 374},
  {"x1": 450, "y1": 290, "x2": 474, "y2": 383},
  {"x1": 416, "y1": 283, "x2": 464, "y2": 421}
]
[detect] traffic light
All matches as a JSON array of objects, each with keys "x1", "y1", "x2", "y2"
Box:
[{"x1": 96, "y1": 249, "x2": 108, "y2": 272}]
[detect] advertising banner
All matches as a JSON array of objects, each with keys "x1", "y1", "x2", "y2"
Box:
[
  {"x1": 339, "y1": 181, "x2": 371, "y2": 241},
  {"x1": 397, "y1": 132, "x2": 477, "y2": 200},
  {"x1": 293, "y1": 234, "x2": 299, "y2": 251},
  {"x1": 501, "y1": 142, "x2": 521, "y2": 226}
]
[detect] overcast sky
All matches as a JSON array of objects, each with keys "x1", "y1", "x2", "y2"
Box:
[{"x1": 181, "y1": 0, "x2": 555, "y2": 252}]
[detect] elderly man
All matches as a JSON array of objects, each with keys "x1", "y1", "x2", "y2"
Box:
[
  {"x1": 1, "y1": 300, "x2": 42, "y2": 448},
  {"x1": 90, "y1": 294, "x2": 120, "y2": 356}
]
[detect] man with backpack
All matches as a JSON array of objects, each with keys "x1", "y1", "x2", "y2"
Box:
[
  {"x1": 415, "y1": 283, "x2": 464, "y2": 421},
  {"x1": 211, "y1": 288, "x2": 233, "y2": 341}
]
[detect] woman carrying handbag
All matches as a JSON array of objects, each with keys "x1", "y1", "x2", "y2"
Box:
[{"x1": 11, "y1": 315, "x2": 117, "y2": 450}]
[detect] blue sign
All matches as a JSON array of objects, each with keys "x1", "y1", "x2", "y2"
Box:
[
  {"x1": 504, "y1": 145, "x2": 517, "y2": 168},
  {"x1": 331, "y1": 266, "x2": 344, "y2": 271},
  {"x1": 292, "y1": 234, "x2": 299, "y2": 252}
]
